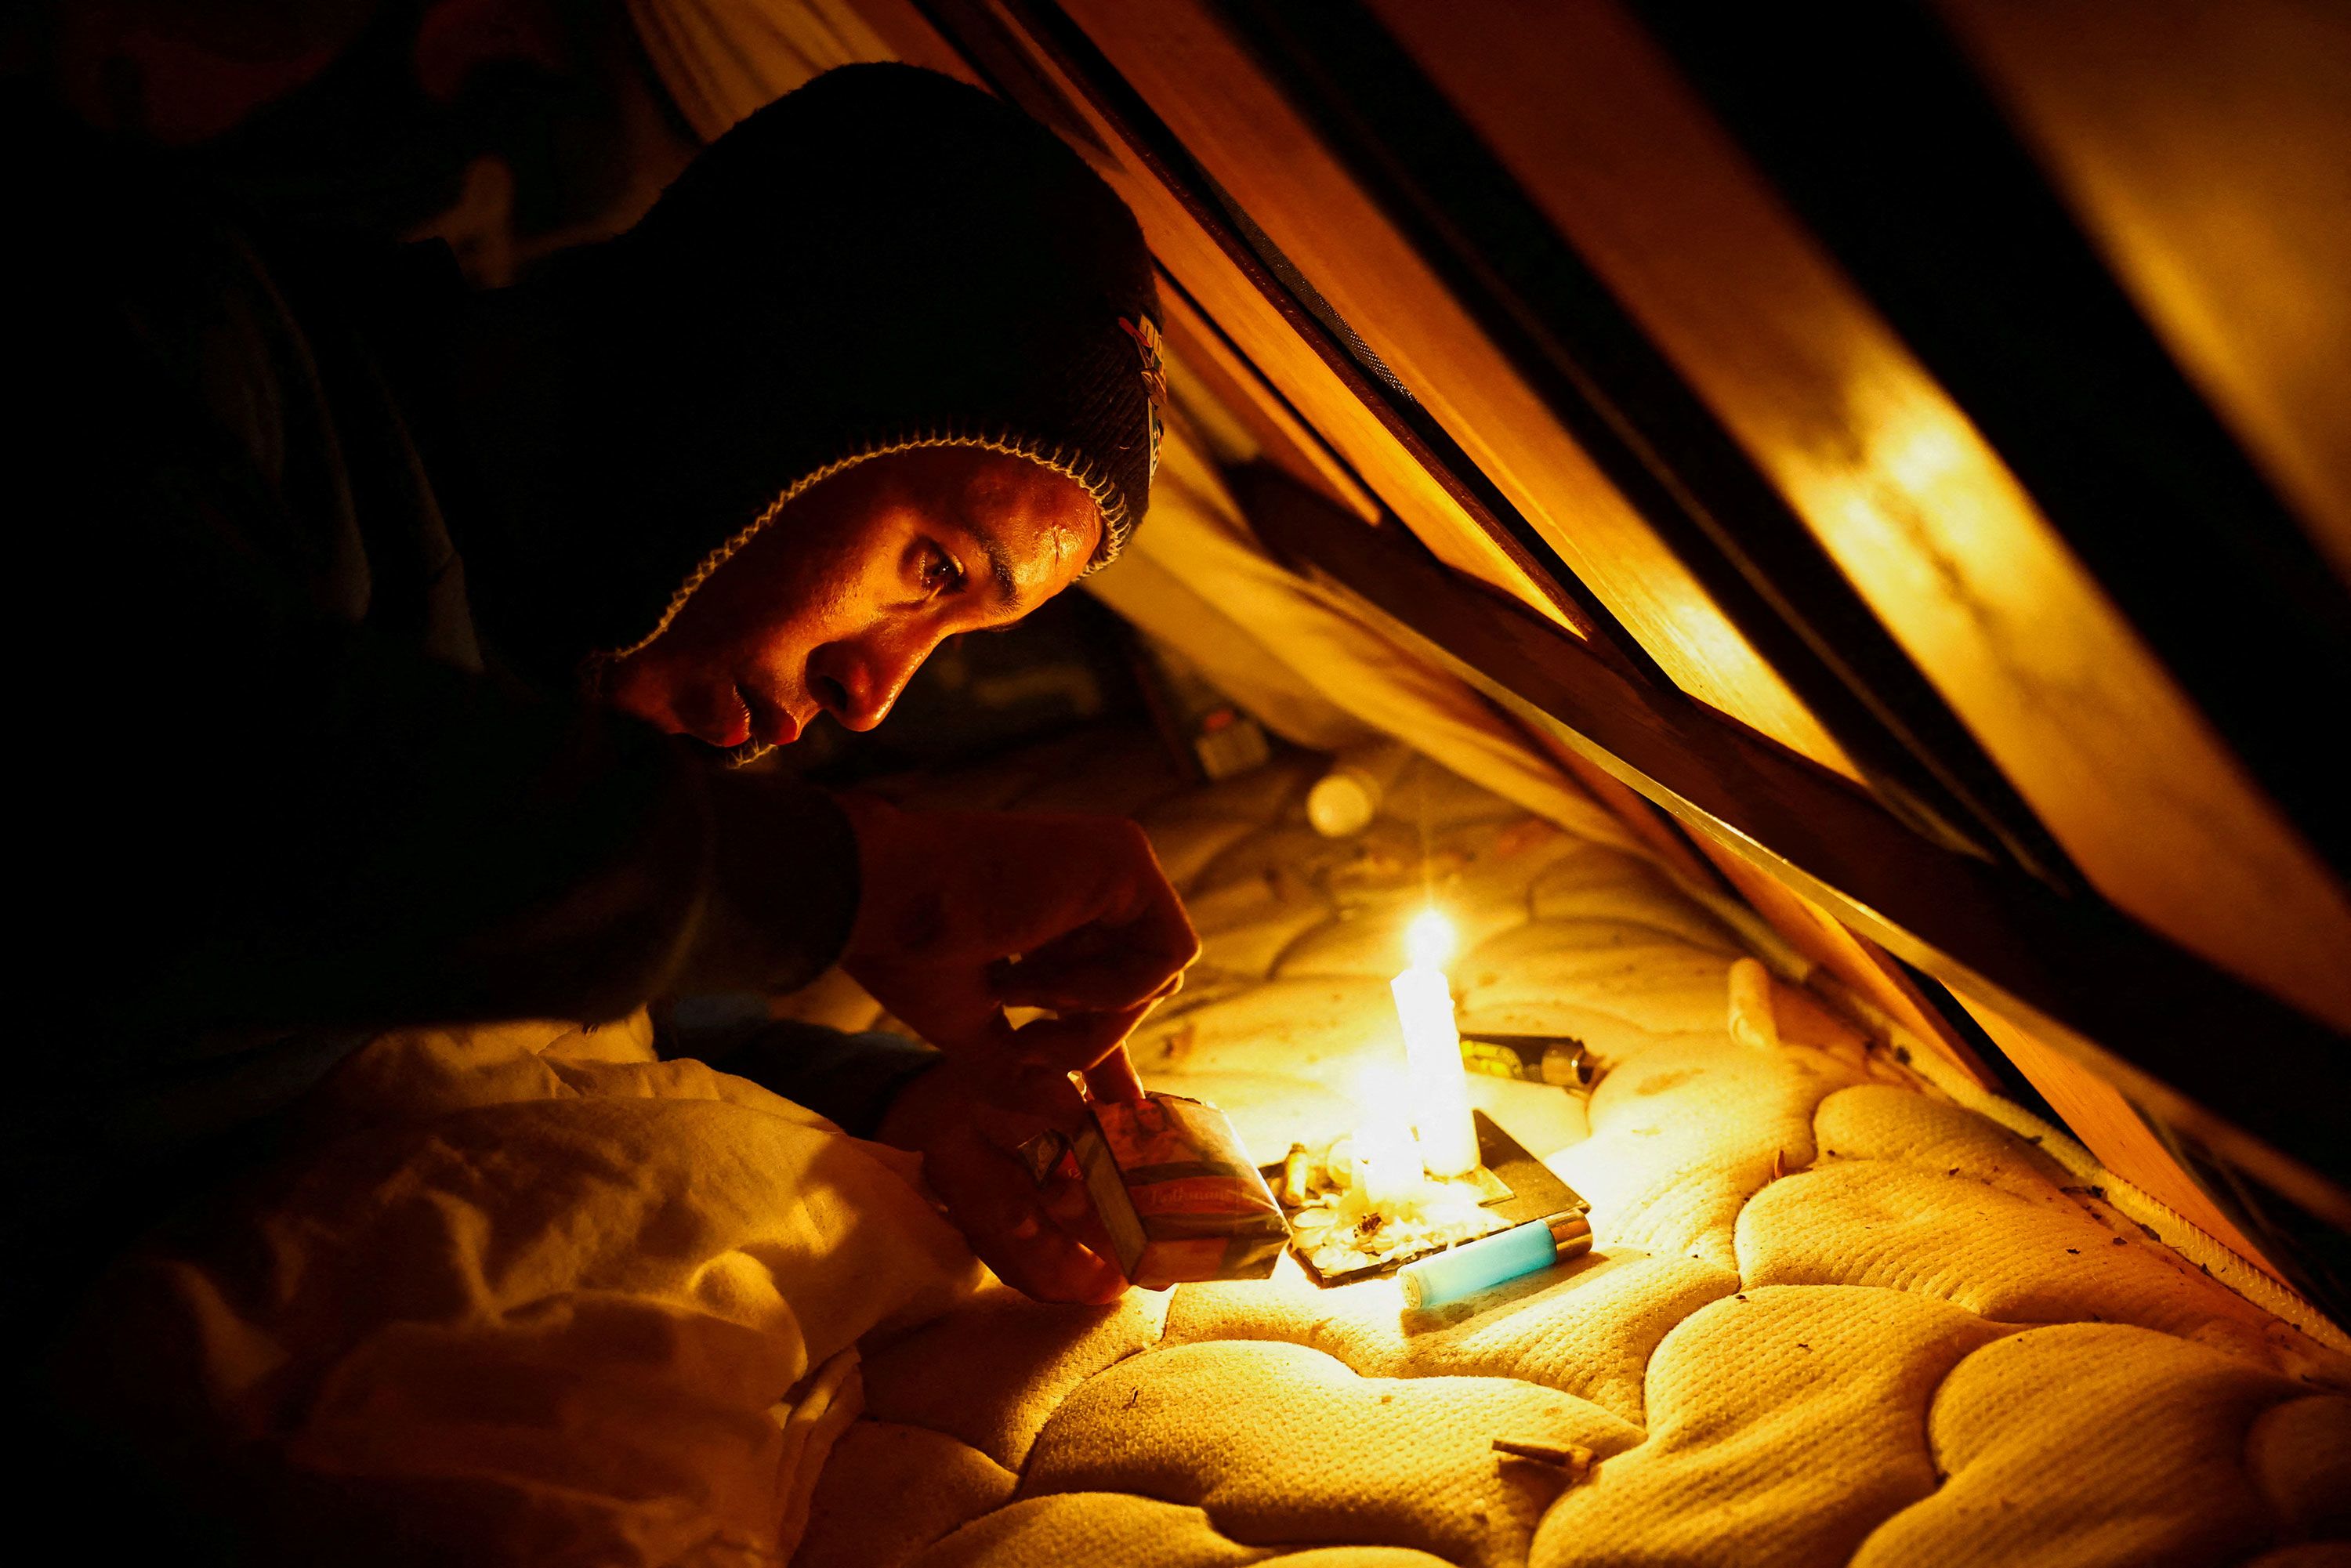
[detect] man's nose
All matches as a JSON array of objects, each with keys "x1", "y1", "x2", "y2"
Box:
[{"x1": 812, "y1": 635, "x2": 933, "y2": 732}]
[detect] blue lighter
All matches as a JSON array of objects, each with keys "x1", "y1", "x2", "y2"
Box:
[{"x1": 1396, "y1": 1212, "x2": 1594, "y2": 1309}]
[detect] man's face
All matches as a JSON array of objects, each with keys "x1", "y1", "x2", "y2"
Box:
[{"x1": 604, "y1": 447, "x2": 1103, "y2": 748}]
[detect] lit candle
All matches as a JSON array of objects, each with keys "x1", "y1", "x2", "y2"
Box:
[
  {"x1": 1393, "y1": 910, "x2": 1480, "y2": 1179},
  {"x1": 1351, "y1": 1066, "x2": 1422, "y2": 1210}
]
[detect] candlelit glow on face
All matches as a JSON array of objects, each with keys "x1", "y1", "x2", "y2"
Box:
[{"x1": 1405, "y1": 908, "x2": 1456, "y2": 970}]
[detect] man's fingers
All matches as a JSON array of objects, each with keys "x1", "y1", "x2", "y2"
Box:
[
  {"x1": 991, "y1": 877, "x2": 1200, "y2": 1013},
  {"x1": 928, "y1": 1129, "x2": 1125, "y2": 1304},
  {"x1": 1005, "y1": 1004, "x2": 1156, "y2": 1080},
  {"x1": 991, "y1": 941, "x2": 1187, "y2": 1014},
  {"x1": 1037, "y1": 1163, "x2": 1124, "y2": 1262},
  {"x1": 1083, "y1": 1046, "x2": 1145, "y2": 1105},
  {"x1": 982, "y1": 1059, "x2": 1095, "y2": 1134}
]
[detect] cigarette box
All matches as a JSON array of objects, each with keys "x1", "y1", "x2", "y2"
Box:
[{"x1": 1072, "y1": 1092, "x2": 1288, "y2": 1288}]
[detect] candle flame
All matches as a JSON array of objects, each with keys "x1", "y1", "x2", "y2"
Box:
[{"x1": 1404, "y1": 908, "x2": 1455, "y2": 970}]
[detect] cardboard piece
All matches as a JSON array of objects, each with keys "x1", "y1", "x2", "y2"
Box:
[{"x1": 1072, "y1": 1092, "x2": 1288, "y2": 1289}]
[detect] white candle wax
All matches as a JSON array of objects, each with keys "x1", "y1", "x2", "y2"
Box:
[
  {"x1": 1353, "y1": 1114, "x2": 1421, "y2": 1210},
  {"x1": 1349, "y1": 1065, "x2": 1422, "y2": 1209},
  {"x1": 1392, "y1": 962, "x2": 1480, "y2": 1179}
]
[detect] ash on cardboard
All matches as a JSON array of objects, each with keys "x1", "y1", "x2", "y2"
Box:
[
  {"x1": 1065, "y1": 1092, "x2": 1288, "y2": 1288},
  {"x1": 1269, "y1": 1110, "x2": 1588, "y2": 1287}
]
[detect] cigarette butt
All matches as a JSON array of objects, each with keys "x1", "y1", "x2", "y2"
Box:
[
  {"x1": 1730, "y1": 959, "x2": 1777, "y2": 1053},
  {"x1": 1491, "y1": 1437, "x2": 1594, "y2": 1476},
  {"x1": 1727, "y1": 958, "x2": 1780, "y2": 1052},
  {"x1": 1288, "y1": 1204, "x2": 1336, "y2": 1236},
  {"x1": 1281, "y1": 1143, "x2": 1313, "y2": 1206}
]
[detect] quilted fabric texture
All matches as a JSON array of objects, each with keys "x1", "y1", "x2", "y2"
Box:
[{"x1": 795, "y1": 735, "x2": 2350, "y2": 1568}]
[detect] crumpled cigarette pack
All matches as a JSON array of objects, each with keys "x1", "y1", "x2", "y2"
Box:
[{"x1": 1072, "y1": 1092, "x2": 1287, "y2": 1289}]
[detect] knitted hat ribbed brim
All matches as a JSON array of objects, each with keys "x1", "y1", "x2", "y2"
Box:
[{"x1": 590, "y1": 64, "x2": 1163, "y2": 664}]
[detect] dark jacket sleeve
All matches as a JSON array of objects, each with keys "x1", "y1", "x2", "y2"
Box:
[
  {"x1": 27, "y1": 142, "x2": 857, "y2": 1052},
  {"x1": 657, "y1": 1006, "x2": 944, "y2": 1139}
]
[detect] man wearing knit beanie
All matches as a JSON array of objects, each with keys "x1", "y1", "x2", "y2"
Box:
[{"x1": 13, "y1": 63, "x2": 1192, "y2": 1331}]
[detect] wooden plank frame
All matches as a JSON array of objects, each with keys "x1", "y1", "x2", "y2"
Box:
[
  {"x1": 900, "y1": 0, "x2": 1615, "y2": 648},
  {"x1": 1353, "y1": 0, "x2": 2351, "y2": 1039},
  {"x1": 1214, "y1": 0, "x2": 2084, "y2": 893},
  {"x1": 1928, "y1": 0, "x2": 2351, "y2": 593},
  {"x1": 1009, "y1": 0, "x2": 1875, "y2": 781},
  {"x1": 1608, "y1": 3, "x2": 2351, "y2": 1042},
  {"x1": 881, "y1": 0, "x2": 2351, "y2": 1230},
  {"x1": 1237, "y1": 467, "x2": 2351, "y2": 1230},
  {"x1": 1639, "y1": 2, "x2": 2351, "y2": 892},
  {"x1": 1154, "y1": 280, "x2": 1381, "y2": 525}
]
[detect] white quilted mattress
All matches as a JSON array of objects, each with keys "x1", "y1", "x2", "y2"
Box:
[{"x1": 803, "y1": 731, "x2": 2351, "y2": 1568}]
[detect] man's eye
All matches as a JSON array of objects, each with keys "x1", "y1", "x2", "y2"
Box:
[{"x1": 922, "y1": 546, "x2": 966, "y2": 596}]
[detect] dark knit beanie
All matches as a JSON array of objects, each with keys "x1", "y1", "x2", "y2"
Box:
[{"x1": 588, "y1": 63, "x2": 1163, "y2": 661}]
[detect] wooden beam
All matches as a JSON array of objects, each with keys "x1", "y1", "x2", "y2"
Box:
[
  {"x1": 1681, "y1": 826, "x2": 2001, "y2": 1094},
  {"x1": 1688, "y1": 817, "x2": 2295, "y2": 1284},
  {"x1": 1241, "y1": 462, "x2": 2351, "y2": 1229},
  {"x1": 1519, "y1": 720, "x2": 1724, "y2": 900},
  {"x1": 1954, "y1": 990, "x2": 2288, "y2": 1282},
  {"x1": 851, "y1": 2, "x2": 1381, "y2": 527},
  {"x1": 1042, "y1": 0, "x2": 1867, "y2": 784},
  {"x1": 1155, "y1": 281, "x2": 1380, "y2": 526},
  {"x1": 1933, "y1": 0, "x2": 2351, "y2": 591},
  {"x1": 1220, "y1": 0, "x2": 2076, "y2": 890},
  {"x1": 1684, "y1": 820, "x2": 2294, "y2": 1281},
  {"x1": 900, "y1": 0, "x2": 1596, "y2": 637},
  {"x1": 1590, "y1": 0, "x2": 2351, "y2": 1032}
]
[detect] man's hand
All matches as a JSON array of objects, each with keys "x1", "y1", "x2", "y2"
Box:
[
  {"x1": 875, "y1": 1056, "x2": 1127, "y2": 1304},
  {"x1": 835, "y1": 796, "x2": 1198, "y2": 1103}
]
